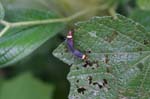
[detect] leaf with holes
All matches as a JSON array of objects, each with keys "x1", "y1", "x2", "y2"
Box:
[
  {"x1": 53, "y1": 14, "x2": 150, "y2": 99},
  {"x1": 0, "y1": 8, "x2": 65, "y2": 67}
]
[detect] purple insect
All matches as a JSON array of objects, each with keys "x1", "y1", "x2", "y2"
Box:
[{"x1": 66, "y1": 30, "x2": 87, "y2": 60}]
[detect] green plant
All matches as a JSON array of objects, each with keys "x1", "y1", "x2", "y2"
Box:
[{"x1": 0, "y1": 0, "x2": 150, "y2": 99}]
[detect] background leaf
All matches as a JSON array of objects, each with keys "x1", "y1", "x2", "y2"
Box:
[
  {"x1": 0, "y1": 8, "x2": 65, "y2": 67},
  {"x1": 137, "y1": 0, "x2": 150, "y2": 10},
  {"x1": 0, "y1": 72, "x2": 54, "y2": 99},
  {"x1": 53, "y1": 14, "x2": 150, "y2": 98},
  {"x1": 130, "y1": 9, "x2": 150, "y2": 32},
  {"x1": 0, "y1": 2, "x2": 5, "y2": 20}
]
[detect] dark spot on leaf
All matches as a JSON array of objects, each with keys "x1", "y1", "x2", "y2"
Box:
[
  {"x1": 77, "y1": 87, "x2": 86, "y2": 94},
  {"x1": 105, "y1": 54, "x2": 109, "y2": 64},
  {"x1": 106, "y1": 31, "x2": 118, "y2": 43},
  {"x1": 83, "y1": 60, "x2": 92, "y2": 67},
  {"x1": 76, "y1": 67, "x2": 79, "y2": 70},
  {"x1": 86, "y1": 50, "x2": 92, "y2": 53},
  {"x1": 64, "y1": 47, "x2": 68, "y2": 52},
  {"x1": 83, "y1": 63, "x2": 88, "y2": 67},
  {"x1": 137, "y1": 47, "x2": 143, "y2": 51},
  {"x1": 61, "y1": 53, "x2": 64, "y2": 55},
  {"x1": 144, "y1": 40, "x2": 149, "y2": 45},
  {"x1": 76, "y1": 80, "x2": 79, "y2": 83},
  {"x1": 137, "y1": 47, "x2": 143, "y2": 55},
  {"x1": 69, "y1": 63, "x2": 73, "y2": 66},
  {"x1": 106, "y1": 66, "x2": 111, "y2": 73},
  {"x1": 86, "y1": 60, "x2": 93, "y2": 66},
  {"x1": 137, "y1": 63, "x2": 144, "y2": 71},
  {"x1": 93, "y1": 60, "x2": 99, "y2": 67},
  {"x1": 75, "y1": 96, "x2": 79, "y2": 99},
  {"x1": 93, "y1": 82, "x2": 103, "y2": 89},
  {"x1": 88, "y1": 76, "x2": 92, "y2": 84},
  {"x1": 59, "y1": 35, "x2": 65, "y2": 41},
  {"x1": 103, "y1": 79, "x2": 108, "y2": 86}
]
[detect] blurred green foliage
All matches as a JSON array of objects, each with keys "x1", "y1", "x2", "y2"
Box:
[
  {"x1": 137, "y1": 0, "x2": 150, "y2": 10},
  {"x1": 130, "y1": 9, "x2": 150, "y2": 32},
  {"x1": 0, "y1": 0, "x2": 150, "y2": 99},
  {"x1": 0, "y1": 2, "x2": 5, "y2": 20},
  {"x1": 0, "y1": 72, "x2": 54, "y2": 99}
]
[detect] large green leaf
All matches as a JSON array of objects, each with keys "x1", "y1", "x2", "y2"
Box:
[
  {"x1": 0, "y1": 2, "x2": 5, "y2": 20},
  {"x1": 137, "y1": 0, "x2": 150, "y2": 10},
  {"x1": 130, "y1": 9, "x2": 150, "y2": 32},
  {"x1": 53, "y1": 14, "x2": 150, "y2": 98},
  {"x1": 0, "y1": 72, "x2": 54, "y2": 99},
  {"x1": 0, "y1": 8, "x2": 65, "y2": 67}
]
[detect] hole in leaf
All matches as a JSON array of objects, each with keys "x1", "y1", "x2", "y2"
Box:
[
  {"x1": 76, "y1": 80, "x2": 79, "y2": 83},
  {"x1": 86, "y1": 60, "x2": 93, "y2": 66},
  {"x1": 86, "y1": 50, "x2": 92, "y2": 53},
  {"x1": 77, "y1": 87, "x2": 86, "y2": 94},
  {"x1": 93, "y1": 82, "x2": 103, "y2": 89},
  {"x1": 105, "y1": 54, "x2": 109, "y2": 64},
  {"x1": 103, "y1": 79, "x2": 108, "y2": 86},
  {"x1": 88, "y1": 76, "x2": 92, "y2": 84},
  {"x1": 144, "y1": 40, "x2": 149, "y2": 45},
  {"x1": 83, "y1": 60, "x2": 92, "y2": 67}
]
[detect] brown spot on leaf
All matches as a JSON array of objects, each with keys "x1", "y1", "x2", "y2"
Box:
[
  {"x1": 64, "y1": 48, "x2": 68, "y2": 52},
  {"x1": 106, "y1": 31, "x2": 118, "y2": 43}
]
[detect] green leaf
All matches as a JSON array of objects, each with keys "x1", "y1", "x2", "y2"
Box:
[
  {"x1": 130, "y1": 9, "x2": 150, "y2": 32},
  {"x1": 0, "y1": 8, "x2": 65, "y2": 67},
  {"x1": 53, "y1": 14, "x2": 150, "y2": 98},
  {"x1": 0, "y1": 72, "x2": 54, "y2": 99},
  {"x1": 0, "y1": 2, "x2": 5, "y2": 19},
  {"x1": 137, "y1": 0, "x2": 150, "y2": 10}
]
